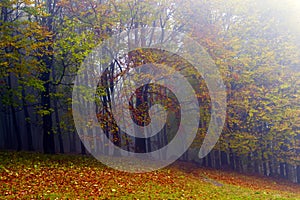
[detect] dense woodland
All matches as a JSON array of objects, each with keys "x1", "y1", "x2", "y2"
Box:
[{"x1": 1, "y1": 0, "x2": 300, "y2": 183}]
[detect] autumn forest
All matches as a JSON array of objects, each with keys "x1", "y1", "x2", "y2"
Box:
[{"x1": 1, "y1": 0, "x2": 300, "y2": 198}]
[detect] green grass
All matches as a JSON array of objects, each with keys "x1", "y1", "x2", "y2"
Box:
[{"x1": 0, "y1": 151, "x2": 299, "y2": 199}]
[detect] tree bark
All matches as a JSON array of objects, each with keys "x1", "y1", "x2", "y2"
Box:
[
  {"x1": 41, "y1": 0, "x2": 55, "y2": 154},
  {"x1": 280, "y1": 162, "x2": 285, "y2": 178},
  {"x1": 221, "y1": 151, "x2": 228, "y2": 166},
  {"x1": 297, "y1": 165, "x2": 300, "y2": 184},
  {"x1": 8, "y1": 75, "x2": 22, "y2": 151},
  {"x1": 229, "y1": 148, "x2": 235, "y2": 170},
  {"x1": 21, "y1": 86, "x2": 33, "y2": 151}
]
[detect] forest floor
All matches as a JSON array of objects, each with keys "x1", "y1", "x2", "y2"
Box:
[{"x1": 0, "y1": 151, "x2": 300, "y2": 199}]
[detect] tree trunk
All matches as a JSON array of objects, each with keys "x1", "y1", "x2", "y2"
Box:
[
  {"x1": 7, "y1": 75, "x2": 22, "y2": 151},
  {"x1": 221, "y1": 151, "x2": 228, "y2": 167},
  {"x1": 41, "y1": 0, "x2": 55, "y2": 154},
  {"x1": 280, "y1": 162, "x2": 285, "y2": 178},
  {"x1": 268, "y1": 160, "x2": 273, "y2": 177},
  {"x1": 254, "y1": 151, "x2": 259, "y2": 173},
  {"x1": 215, "y1": 150, "x2": 221, "y2": 169},
  {"x1": 202, "y1": 157, "x2": 207, "y2": 167},
  {"x1": 21, "y1": 86, "x2": 33, "y2": 151},
  {"x1": 235, "y1": 156, "x2": 240, "y2": 172},
  {"x1": 229, "y1": 148, "x2": 235, "y2": 170},
  {"x1": 285, "y1": 163, "x2": 290, "y2": 180},
  {"x1": 247, "y1": 153, "x2": 253, "y2": 173},
  {"x1": 41, "y1": 65, "x2": 55, "y2": 154},
  {"x1": 207, "y1": 152, "x2": 212, "y2": 168},
  {"x1": 11, "y1": 106, "x2": 22, "y2": 151},
  {"x1": 297, "y1": 165, "x2": 300, "y2": 184},
  {"x1": 134, "y1": 85, "x2": 147, "y2": 153},
  {"x1": 4, "y1": 112, "x2": 12, "y2": 149},
  {"x1": 80, "y1": 141, "x2": 86, "y2": 155},
  {"x1": 263, "y1": 162, "x2": 268, "y2": 176},
  {"x1": 53, "y1": 103, "x2": 64, "y2": 154},
  {"x1": 261, "y1": 151, "x2": 267, "y2": 176}
]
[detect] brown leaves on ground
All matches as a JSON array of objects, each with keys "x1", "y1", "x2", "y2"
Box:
[
  {"x1": 172, "y1": 161, "x2": 300, "y2": 195},
  {"x1": 1, "y1": 152, "x2": 300, "y2": 199}
]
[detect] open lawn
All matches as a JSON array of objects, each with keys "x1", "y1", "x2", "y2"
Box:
[{"x1": 0, "y1": 151, "x2": 299, "y2": 199}]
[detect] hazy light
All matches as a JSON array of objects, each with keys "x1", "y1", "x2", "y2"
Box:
[{"x1": 262, "y1": 0, "x2": 300, "y2": 35}]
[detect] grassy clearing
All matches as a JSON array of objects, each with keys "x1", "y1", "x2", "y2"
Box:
[{"x1": 0, "y1": 151, "x2": 299, "y2": 199}]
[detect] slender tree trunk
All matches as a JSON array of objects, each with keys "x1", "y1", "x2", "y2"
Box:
[
  {"x1": 0, "y1": 112, "x2": 11, "y2": 149},
  {"x1": 11, "y1": 104, "x2": 22, "y2": 151},
  {"x1": 41, "y1": 0, "x2": 55, "y2": 154},
  {"x1": 285, "y1": 163, "x2": 290, "y2": 180},
  {"x1": 229, "y1": 148, "x2": 235, "y2": 170},
  {"x1": 221, "y1": 151, "x2": 228, "y2": 167},
  {"x1": 41, "y1": 67, "x2": 54, "y2": 154},
  {"x1": 254, "y1": 151, "x2": 260, "y2": 174},
  {"x1": 68, "y1": 132, "x2": 74, "y2": 152},
  {"x1": 280, "y1": 162, "x2": 285, "y2": 178},
  {"x1": 202, "y1": 157, "x2": 207, "y2": 167},
  {"x1": 133, "y1": 80, "x2": 150, "y2": 153},
  {"x1": 108, "y1": 65, "x2": 120, "y2": 151},
  {"x1": 247, "y1": 153, "x2": 253, "y2": 173},
  {"x1": 7, "y1": 75, "x2": 22, "y2": 151},
  {"x1": 51, "y1": 64, "x2": 64, "y2": 154},
  {"x1": 80, "y1": 141, "x2": 86, "y2": 155},
  {"x1": 207, "y1": 152, "x2": 212, "y2": 168},
  {"x1": 53, "y1": 103, "x2": 64, "y2": 154},
  {"x1": 235, "y1": 156, "x2": 240, "y2": 172},
  {"x1": 4, "y1": 111, "x2": 12, "y2": 149},
  {"x1": 215, "y1": 150, "x2": 221, "y2": 169},
  {"x1": 21, "y1": 87, "x2": 33, "y2": 151},
  {"x1": 297, "y1": 165, "x2": 300, "y2": 184},
  {"x1": 263, "y1": 162, "x2": 268, "y2": 176},
  {"x1": 268, "y1": 160, "x2": 273, "y2": 177}
]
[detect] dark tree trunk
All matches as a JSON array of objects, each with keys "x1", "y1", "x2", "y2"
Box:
[
  {"x1": 285, "y1": 163, "x2": 289, "y2": 180},
  {"x1": 70, "y1": 132, "x2": 76, "y2": 153},
  {"x1": 69, "y1": 132, "x2": 75, "y2": 152},
  {"x1": 235, "y1": 156, "x2": 240, "y2": 172},
  {"x1": 202, "y1": 157, "x2": 207, "y2": 167},
  {"x1": 22, "y1": 87, "x2": 33, "y2": 151},
  {"x1": 297, "y1": 165, "x2": 300, "y2": 184},
  {"x1": 207, "y1": 152, "x2": 212, "y2": 168},
  {"x1": 268, "y1": 161, "x2": 273, "y2": 177},
  {"x1": 1, "y1": 0, "x2": 12, "y2": 150},
  {"x1": 215, "y1": 150, "x2": 221, "y2": 169},
  {"x1": 221, "y1": 151, "x2": 228, "y2": 166},
  {"x1": 3, "y1": 112, "x2": 12, "y2": 149},
  {"x1": 53, "y1": 95, "x2": 64, "y2": 154},
  {"x1": 51, "y1": 65, "x2": 63, "y2": 154},
  {"x1": 247, "y1": 153, "x2": 253, "y2": 173},
  {"x1": 41, "y1": 0, "x2": 55, "y2": 154},
  {"x1": 106, "y1": 64, "x2": 120, "y2": 150},
  {"x1": 11, "y1": 105, "x2": 22, "y2": 151},
  {"x1": 162, "y1": 125, "x2": 168, "y2": 160},
  {"x1": 80, "y1": 141, "x2": 86, "y2": 155},
  {"x1": 41, "y1": 95, "x2": 54, "y2": 153},
  {"x1": 254, "y1": 161, "x2": 259, "y2": 174},
  {"x1": 99, "y1": 66, "x2": 121, "y2": 154},
  {"x1": 254, "y1": 151, "x2": 260, "y2": 173},
  {"x1": 41, "y1": 63, "x2": 54, "y2": 154},
  {"x1": 146, "y1": 137, "x2": 152, "y2": 153},
  {"x1": 100, "y1": 90, "x2": 109, "y2": 155},
  {"x1": 280, "y1": 162, "x2": 285, "y2": 178},
  {"x1": 262, "y1": 151, "x2": 267, "y2": 176},
  {"x1": 7, "y1": 75, "x2": 22, "y2": 151},
  {"x1": 134, "y1": 85, "x2": 147, "y2": 153},
  {"x1": 229, "y1": 148, "x2": 235, "y2": 170},
  {"x1": 135, "y1": 135, "x2": 146, "y2": 153},
  {"x1": 263, "y1": 162, "x2": 267, "y2": 176}
]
